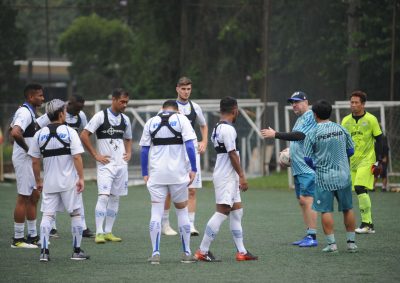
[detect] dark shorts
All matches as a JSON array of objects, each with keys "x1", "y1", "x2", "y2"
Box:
[
  {"x1": 379, "y1": 162, "x2": 388, "y2": 178},
  {"x1": 294, "y1": 174, "x2": 315, "y2": 199},
  {"x1": 312, "y1": 185, "x2": 353, "y2": 213}
]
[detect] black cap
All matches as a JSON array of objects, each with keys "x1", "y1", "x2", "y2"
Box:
[{"x1": 287, "y1": 91, "x2": 307, "y2": 103}]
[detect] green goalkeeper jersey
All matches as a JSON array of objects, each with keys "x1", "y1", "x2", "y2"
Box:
[{"x1": 341, "y1": 112, "x2": 382, "y2": 170}]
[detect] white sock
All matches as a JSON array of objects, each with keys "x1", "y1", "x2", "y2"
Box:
[
  {"x1": 27, "y1": 220, "x2": 37, "y2": 237},
  {"x1": 14, "y1": 222, "x2": 25, "y2": 239},
  {"x1": 105, "y1": 195, "x2": 119, "y2": 234},
  {"x1": 95, "y1": 195, "x2": 109, "y2": 234},
  {"x1": 176, "y1": 207, "x2": 191, "y2": 255},
  {"x1": 189, "y1": 212, "x2": 195, "y2": 228},
  {"x1": 80, "y1": 203, "x2": 88, "y2": 230},
  {"x1": 40, "y1": 215, "x2": 53, "y2": 249},
  {"x1": 71, "y1": 215, "x2": 83, "y2": 249},
  {"x1": 162, "y1": 209, "x2": 170, "y2": 227},
  {"x1": 52, "y1": 213, "x2": 57, "y2": 230},
  {"x1": 150, "y1": 202, "x2": 164, "y2": 256},
  {"x1": 230, "y1": 208, "x2": 246, "y2": 253},
  {"x1": 199, "y1": 212, "x2": 228, "y2": 253}
]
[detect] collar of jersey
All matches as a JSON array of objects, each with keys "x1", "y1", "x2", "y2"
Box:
[
  {"x1": 220, "y1": 120, "x2": 233, "y2": 125},
  {"x1": 108, "y1": 107, "x2": 120, "y2": 117},
  {"x1": 23, "y1": 102, "x2": 35, "y2": 113},
  {"x1": 351, "y1": 111, "x2": 366, "y2": 120},
  {"x1": 176, "y1": 100, "x2": 189, "y2": 106}
]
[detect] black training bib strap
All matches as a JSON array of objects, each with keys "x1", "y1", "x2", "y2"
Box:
[
  {"x1": 184, "y1": 100, "x2": 197, "y2": 129},
  {"x1": 40, "y1": 123, "x2": 71, "y2": 158},
  {"x1": 66, "y1": 113, "x2": 82, "y2": 131},
  {"x1": 96, "y1": 109, "x2": 126, "y2": 139},
  {"x1": 151, "y1": 113, "x2": 183, "y2": 146},
  {"x1": 212, "y1": 121, "x2": 238, "y2": 154},
  {"x1": 21, "y1": 105, "x2": 39, "y2": 138}
]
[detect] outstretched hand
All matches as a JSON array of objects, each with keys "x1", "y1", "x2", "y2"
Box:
[{"x1": 261, "y1": 127, "x2": 276, "y2": 139}]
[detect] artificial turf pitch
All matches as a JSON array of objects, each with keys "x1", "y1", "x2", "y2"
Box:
[{"x1": 0, "y1": 179, "x2": 399, "y2": 282}]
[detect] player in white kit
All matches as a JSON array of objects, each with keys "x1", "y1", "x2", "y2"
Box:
[
  {"x1": 195, "y1": 97, "x2": 258, "y2": 262},
  {"x1": 162, "y1": 77, "x2": 208, "y2": 237},
  {"x1": 80, "y1": 89, "x2": 132, "y2": 244},
  {"x1": 36, "y1": 94, "x2": 94, "y2": 238},
  {"x1": 10, "y1": 83, "x2": 44, "y2": 249},
  {"x1": 29, "y1": 99, "x2": 89, "y2": 261},
  {"x1": 140, "y1": 100, "x2": 198, "y2": 264}
]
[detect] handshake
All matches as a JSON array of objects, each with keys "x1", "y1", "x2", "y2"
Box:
[{"x1": 371, "y1": 161, "x2": 383, "y2": 177}]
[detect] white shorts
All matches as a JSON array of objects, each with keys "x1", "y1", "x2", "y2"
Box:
[
  {"x1": 13, "y1": 155, "x2": 36, "y2": 196},
  {"x1": 41, "y1": 189, "x2": 82, "y2": 214},
  {"x1": 147, "y1": 181, "x2": 189, "y2": 203},
  {"x1": 97, "y1": 165, "x2": 128, "y2": 196},
  {"x1": 213, "y1": 177, "x2": 241, "y2": 207}
]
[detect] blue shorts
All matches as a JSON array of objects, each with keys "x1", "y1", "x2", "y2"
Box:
[
  {"x1": 312, "y1": 185, "x2": 353, "y2": 213},
  {"x1": 294, "y1": 173, "x2": 315, "y2": 199}
]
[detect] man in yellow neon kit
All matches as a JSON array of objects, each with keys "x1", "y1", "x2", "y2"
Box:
[{"x1": 342, "y1": 91, "x2": 383, "y2": 234}]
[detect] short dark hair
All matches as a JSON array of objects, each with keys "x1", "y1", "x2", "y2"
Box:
[
  {"x1": 312, "y1": 99, "x2": 332, "y2": 120},
  {"x1": 220, "y1": 96, "x2": 238, "y2": 114},
  {"x1": 162, "y1": 99, "x2": 178, "y2": 110},
  {"x1": 112, "y1": 88, "x2": 129, "y2": 99},
  {"x1": 24, "y1": 83, "x2": 43, "y2": 98},
  {"x1": 350, "y1": 90, "x2": 367, "y2": 103},
  {"x1": 177, "y1": 76, "x2": 192, "y2": 86},
  {"x1": 70, "y1": 94, "x2": 85, "y2": 104}
]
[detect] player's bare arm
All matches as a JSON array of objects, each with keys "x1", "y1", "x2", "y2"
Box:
[
  {"x1": 123, "y1": 139, "x2": 132, "y2": 162},
  {"x1": 31, "y1": 156, "x2": 43, "y2": 192},
  {"x1": 73, "y1": 154, "x2": 85, "y2": 193},
  {"x1": 228, "y1": 150, "x2": 248, "y2": 192},
  {"x1": 198, "y1": 124, "x2": 208, "y2": 154},
  {"x1": 80, "y1": 129, "x2": 110, "y2": 164},
  {"x1": 10, "y1": 126, "x2": 29, "y2": 152}
]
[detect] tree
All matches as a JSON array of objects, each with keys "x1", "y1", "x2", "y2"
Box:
[
  {"x1": 59, "y1": 14, "x2": 136, "y2": 99},
  {"x1": 0, "y1": 0, "x2": 26, "y2": 102}
]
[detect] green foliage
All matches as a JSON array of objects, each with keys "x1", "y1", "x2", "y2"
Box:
[
  {"x1": 59, "y1": 14, "x2": 136, "y2": 99},
  {"x1": 268, "y1": 0, "x2": 348, "y2": 96},
  {"x1": 358, "y1": 0, "x2": 400, "y2": 97},
  {"x1": 3, "y1": 0, "x2": 398, "y2": 102},
  {"x1": 0, "y1": 0, "x2": 26, "y2": 101},
  {"x1": 15, "y1": 0, "x2": 78, "y2": 58}
]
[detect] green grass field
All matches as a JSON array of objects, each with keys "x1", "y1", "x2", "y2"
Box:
[{"x1": 0, "y1": 173, "x2": 399, "y2": 283}]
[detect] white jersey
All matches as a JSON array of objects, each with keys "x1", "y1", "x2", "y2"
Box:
[
  {"x1": 177, "y1": 100, "x2": 206, "y2": 126},
  {"x1": 10, "y1": 104, "x2": 38, "y2": 160},
  {"x1": 37, "y1": 111, "x2": 88, "y2": 132},
  {"x1": 84, "y1": 108, "x2": 132, "y2": 167},
  {"x1": 211, "y1": 122, "x2": 239, "y2": 181},
  {"x1": 28, "y1": 124, "x2": 84, "y2": 193},
  {"x1": 139, "y1": 112, "x2": 197, "y2": 184},
  {"x1": 177, "y1": 100, "x2": 206, "y2": 146}
]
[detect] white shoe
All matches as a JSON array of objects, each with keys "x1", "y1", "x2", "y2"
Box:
[
  {"x1": 322, "y1": 243, "x2": 338, "y2": 253},
  {"x1": 162, "y1": 224, "x2": 178, "y2": 236},
  {"x1": 347, "y1": 242, "x2": 358, "y2": 253},
  {"x1": 355, "y1": 223, "x2": 375, "y2": 234},
  {"x1": 190, "y1": 226, "x2": 199, "y2": 236}
]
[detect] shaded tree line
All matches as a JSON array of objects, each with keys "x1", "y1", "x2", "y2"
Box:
[{"x1": 1, "y1": 0, "x2": 399, "y2": 104}]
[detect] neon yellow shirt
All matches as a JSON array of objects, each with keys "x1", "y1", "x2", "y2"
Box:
[{"x1": 341, "y1": 112, "x2": 382, "y2": 170}]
